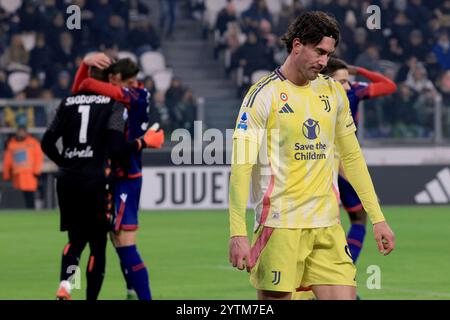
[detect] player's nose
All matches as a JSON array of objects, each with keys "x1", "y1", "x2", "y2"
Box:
[{"x1": 317, "y1": 55, "x2": 328, "y2": 69}]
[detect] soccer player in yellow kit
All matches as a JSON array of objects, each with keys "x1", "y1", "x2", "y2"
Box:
[{"x1": 228, "y1": 11, "x2": 395, "y2": 300}]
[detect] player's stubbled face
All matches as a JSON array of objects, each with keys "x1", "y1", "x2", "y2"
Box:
[
  {"x1": 109, "y1": 73, "x2": 138, "y2": 88},
  {"x1": 295, "y1": 36, "x2": 336, "y2": 81},
  {"x1": 124, "y1": 77, "x2": 138, "y2": 88},
  {"x1": 332, "y1": 68, "x2": 351, "y2": 91}
]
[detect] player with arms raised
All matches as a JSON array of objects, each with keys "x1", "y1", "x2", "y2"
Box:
[
  {"x1": 42, "y1": 63, "x2": 162, "y2": 300},
  {"x1": 71, "y1": 54, "x2": 164, "y2": 300}
]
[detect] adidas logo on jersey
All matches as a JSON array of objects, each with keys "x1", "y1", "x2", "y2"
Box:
[
  {"x1": 279, "y1": 103, "x2": 294, "y2": 114},
  {"x1": 415, "y1": 168, "x2": 450, "y2": 204}
]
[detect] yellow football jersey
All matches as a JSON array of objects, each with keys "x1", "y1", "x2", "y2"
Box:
[{"x1": 232, "y1": 68, "x2": 356, "y2": 230}]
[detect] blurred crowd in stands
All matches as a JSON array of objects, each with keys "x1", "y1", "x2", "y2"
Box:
[
  {"x1": 0, "y1": 0, "x2": 196, "y2": 136},
  {"x1": 1, "y1": 0, "x2": 450, "y2": 140},
  {"x1": 190, "y1": 0, "x2": 450, "y2": 139}
]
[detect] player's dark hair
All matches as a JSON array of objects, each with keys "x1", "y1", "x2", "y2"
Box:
[
  {"x1": 282, "y1": 11, "x2": 340, "y2": 53},
  {"x1": 89, "y1": 66, "x2": 108, "y2": 81},
  {"x1": 105, "y1": 58, "x2": 139, "y2": 81},
  {"x1": 321, "y1": 58, "x2": 347, "y2": 76},
  {"x1": 88, "y1": 53, "x2": 117, "y2": 82}
]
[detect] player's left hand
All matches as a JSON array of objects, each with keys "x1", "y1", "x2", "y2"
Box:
[
  {"x1": 347, "y1": 65, "x2": 359, "y2": 75},
  {"x1": 141, "y1": 128, "x2": 164, "y2": 149},
  {"x1": 84, "y1": 52, "x2": 112, "y2": 69},
  {"x1": 229, "y1": 236, "x2": 253, "y2": 272},
  {"x1": 373, "y1": 221, "x2": 395, "y2": 256}
]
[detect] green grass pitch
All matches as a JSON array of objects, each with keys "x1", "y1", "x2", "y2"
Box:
[{"x1": 0, "y1": 206, "x2": 449, "y2": 300}]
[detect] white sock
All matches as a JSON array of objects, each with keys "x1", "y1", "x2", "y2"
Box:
[{"x1": 59, "y1": 280, "x2": 72, "y2": 294}]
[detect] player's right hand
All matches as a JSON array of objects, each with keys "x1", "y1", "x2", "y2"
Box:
[
  {"x1": 373, "y1": 221, "x2": 395, "y2": 256},
  {"x1": 84, "y1": 52, "x2": 112, "y2": 69},
  {"x1": 141, "y1": 128, "x2": 164, "y2": 149},
  {"x1": 229, "y1": 236, "x2": 252, "y2": 272}
]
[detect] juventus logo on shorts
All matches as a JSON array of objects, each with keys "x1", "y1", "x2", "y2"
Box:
[
  {"x1": 319, "y1": 95, "x2": 331, "y2": 112},
  {"x1": 271, "y1": 271, "x2": 281, "y2": 285}
]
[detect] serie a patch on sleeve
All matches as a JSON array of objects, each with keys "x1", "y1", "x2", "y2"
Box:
[{"x1": 236, "y1": 112, "x2": 249, "y2": 131}]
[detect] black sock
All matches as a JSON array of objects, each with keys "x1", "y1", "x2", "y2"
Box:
[
  {"x1": 60, "y1": 232, "x2": 87, "y2": 282},
  {"x1": 85, "y1": 233, "x2": 107, "y2": 300}
]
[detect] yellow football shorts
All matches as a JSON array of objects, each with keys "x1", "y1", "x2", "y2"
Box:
[{"x1": 249, "y1": 223, "x2": 356, "y2": 292}]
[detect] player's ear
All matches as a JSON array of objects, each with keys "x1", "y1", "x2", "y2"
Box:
[{"x1": 292, "y1": 38, "x2": 302, "y2": 54}]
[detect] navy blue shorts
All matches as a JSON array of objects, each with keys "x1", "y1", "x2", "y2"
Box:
[
  {"x1": 113, "y1": 177, "x2": 142, "y2": 231},
  {"x1": 338, "y1": 175, "x2": 363, "y2": 213}
]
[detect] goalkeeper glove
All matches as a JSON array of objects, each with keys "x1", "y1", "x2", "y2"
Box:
[{"x1": 140, "y1": 125, "x2": 164, "y2": 149}]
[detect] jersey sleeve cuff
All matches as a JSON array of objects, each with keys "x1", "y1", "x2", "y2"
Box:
[
  {"x1": 230, "y1": 229, "x2": 248, "y2": 238},
  {"x1": 369, "y1": 214, "x2": 385, "y2": 225},
  {"x1": 229, "y1": 215, "x2": 247, "y2": 237}
]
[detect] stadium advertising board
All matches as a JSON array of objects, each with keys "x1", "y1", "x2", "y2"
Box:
[
  {"x1": 2, "y1": 153, "x2": 449, "y2": 209},
  {"x1": 370, "y1": 166, "x2": 450, "y2": 205},
  {"x1": 140, "y1": 162, "x2": 450, "y2": 209},
  {"x1": 141, "y1": 166, "x2": 231, "y2": 210}
]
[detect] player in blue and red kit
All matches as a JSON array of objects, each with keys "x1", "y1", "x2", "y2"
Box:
[
  {"x1": 72, "y1": 53, "x2": 164, "y2": 300},
  {"x1": 322, "y1": 58, "x2": 397, "y2": 264}
]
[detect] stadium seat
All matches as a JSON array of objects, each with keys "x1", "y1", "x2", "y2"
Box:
[
  {"x1": 205, "y1": 0, "x2": 228, "y2": 28},
  {"x1": 118, "y1": 51, "x2": 138, "y2": 63},
  {"x1": 6, "y1": 62, "x2": 31, "y2": 74},
  {"x1": 137, "y1": 71, "x2": 146, "y2": 81},
  {"x1": 266, "y1": 0, "x2": 282, "y2": 15},
  {"x1": 236, "y1": 66, "x2": 244, "y2": 87},
  {"x1": 379, "y1": 59, "x2": 400, "y2": 76},
  {"x1": 140, "y1": 51, "x2": 166, "y2": 76},
  {"x1": 152, "y1": 69, "x2": 173, "y2": 93},
  {"x1": 7, "y1": 72, "x2": 30, "y2": 94},
  {"x1": 205, "y1": 0, "x2": 228, "y2": 11},
  {"x1": 0, "y1": 0, "x2": 22, "y2": 13},
  {"x1": 234, "y1": 0, "x2": 253, "y2": 15},
  {"x1": 224, "y1": 48, "x2": 232, "y2": 69},
  {"x1": 251, "y1": 70, "x2": 271, "y2": 84},
  {"x1": 21, "y1": 33, "x2": 36, "y2": 52}
]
